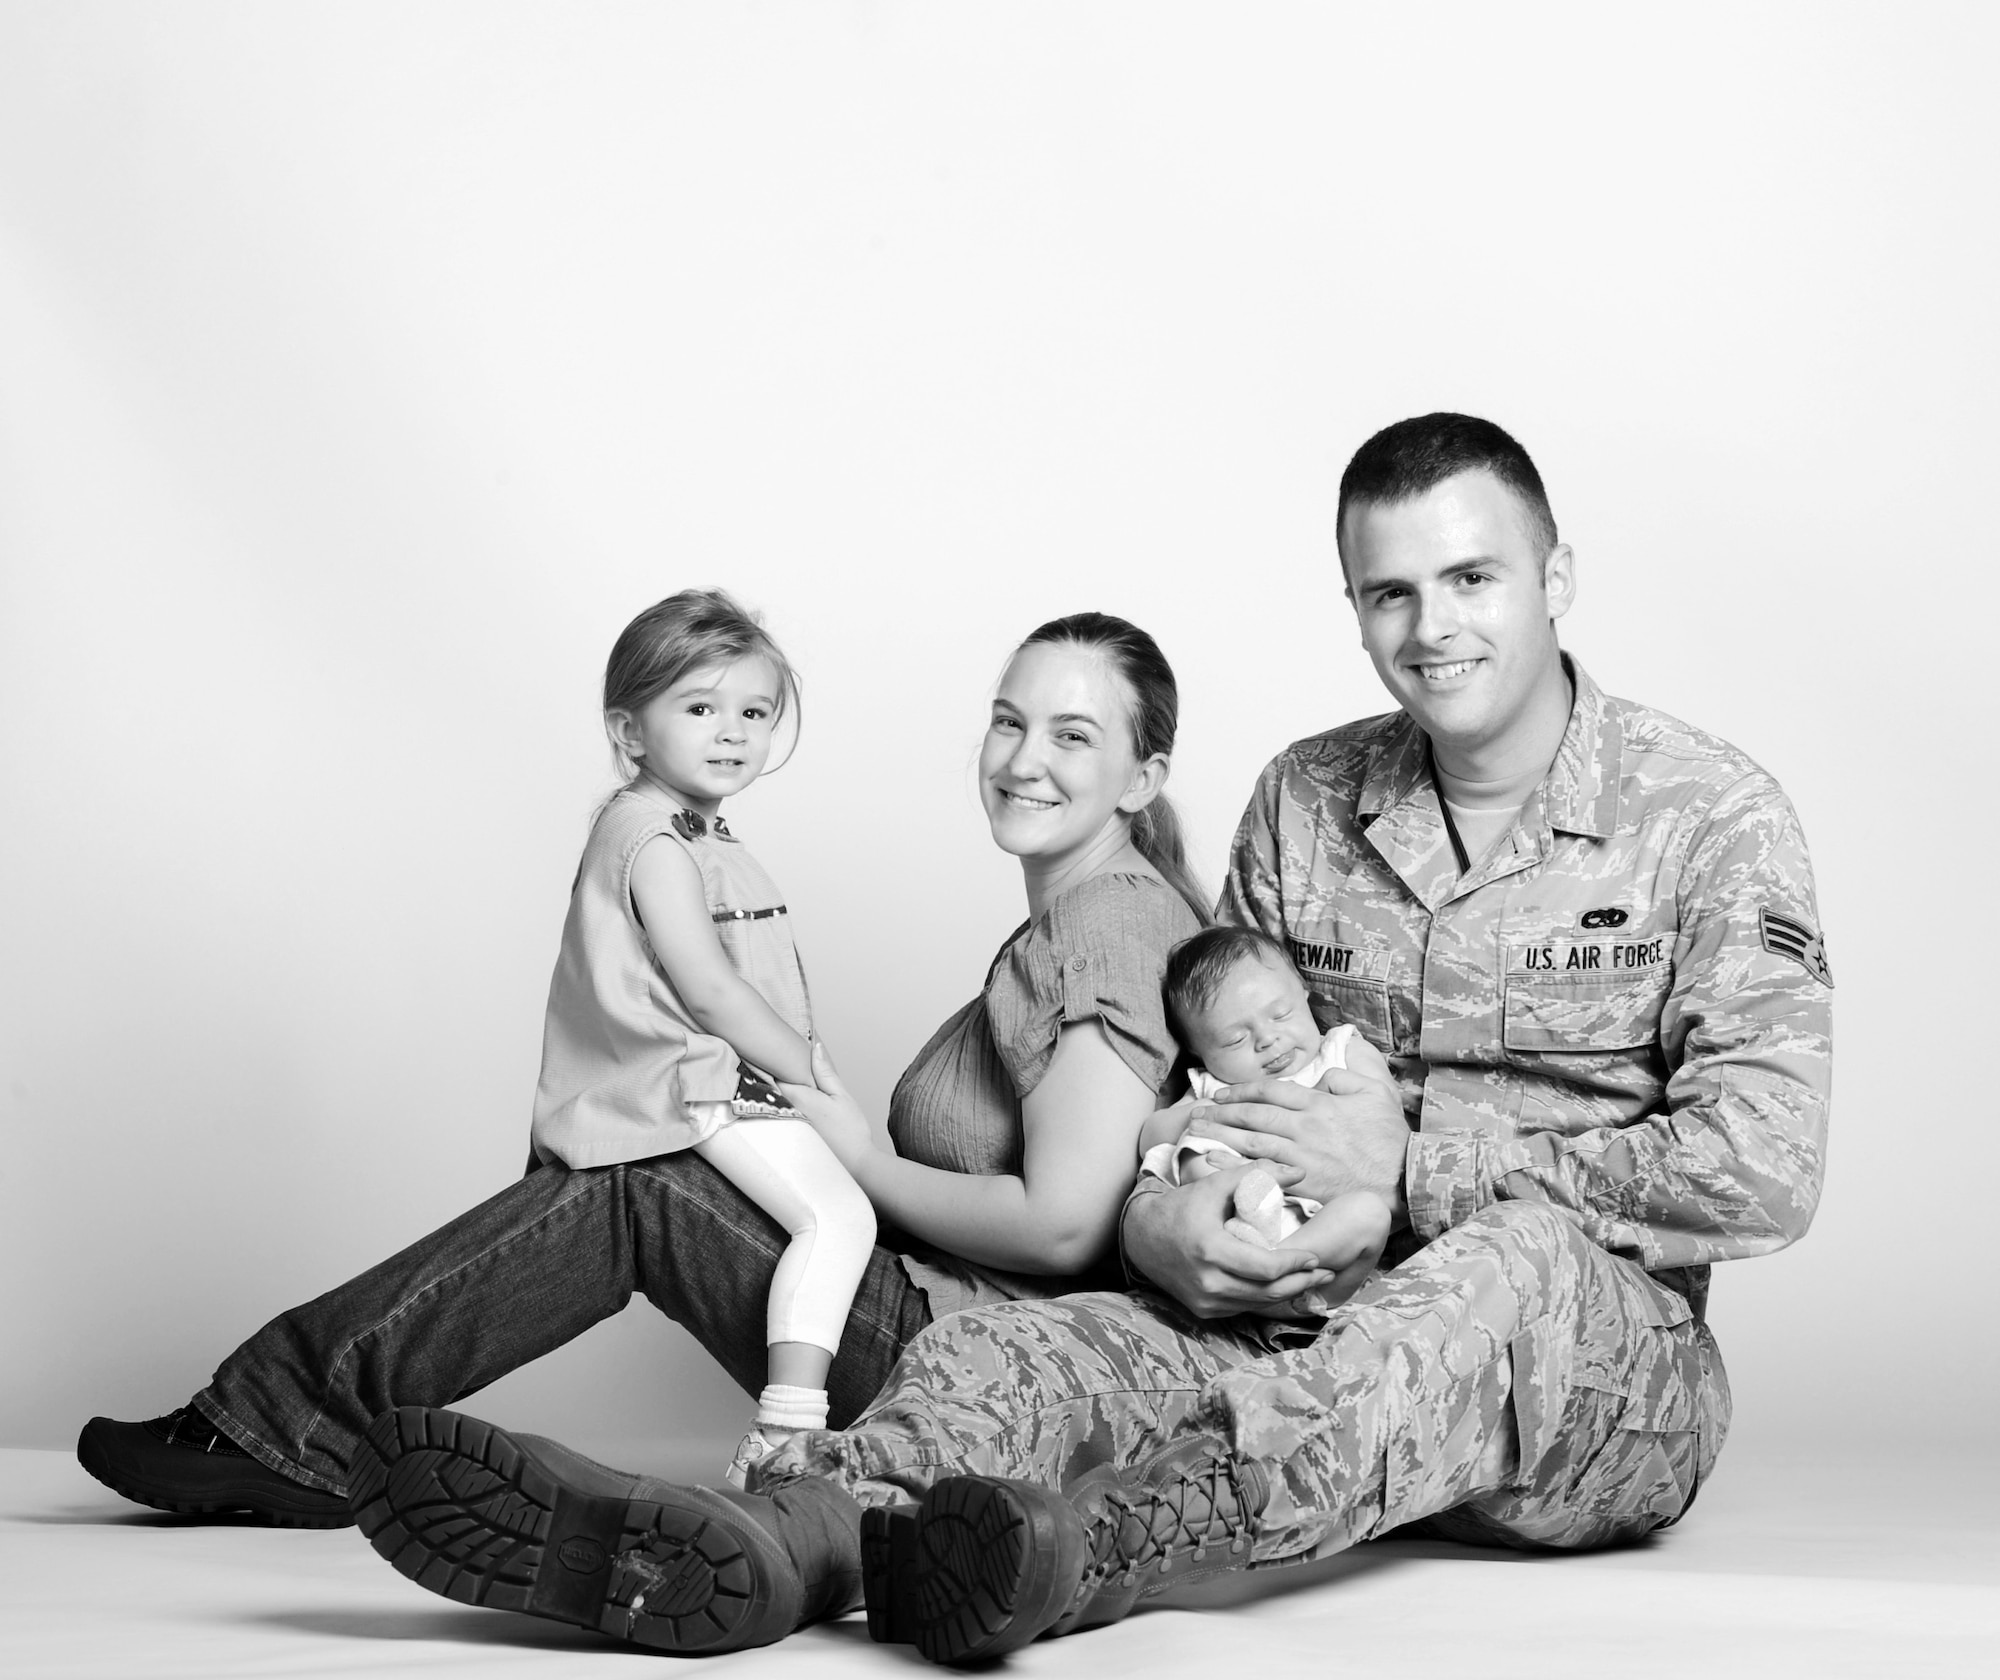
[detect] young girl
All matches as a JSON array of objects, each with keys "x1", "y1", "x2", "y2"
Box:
[{"x1": 532, "y1": 588, "x2": 874, "y2": 1485}]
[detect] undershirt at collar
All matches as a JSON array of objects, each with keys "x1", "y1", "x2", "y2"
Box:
[
  {"x1": 1435, "y1": 756, "x2": 1543, "y2": 875},
  {"x1": 1440, "y1": 795, "x2": 1527, "y2": 873},
  {"x1": 1425, "y1": 668, "x2": 1574, "y2": 875}
]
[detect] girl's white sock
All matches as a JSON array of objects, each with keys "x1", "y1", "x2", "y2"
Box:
[{"x1": 754, "y1": 1383, "x2": 830, "y2": 1432}]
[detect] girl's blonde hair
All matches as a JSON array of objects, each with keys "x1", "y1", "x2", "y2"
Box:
[{"x1": 602, "y1": 589, "x2": 801, "y2": 781}]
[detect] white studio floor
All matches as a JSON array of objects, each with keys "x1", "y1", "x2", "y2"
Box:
[{"x1": 4, "y1": 1442, "x2": 1996, "y2": 1680}]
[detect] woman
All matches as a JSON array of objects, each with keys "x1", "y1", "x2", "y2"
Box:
[{"x1": 78, "y1": 611, "x2": 1209, "y2": 1525}]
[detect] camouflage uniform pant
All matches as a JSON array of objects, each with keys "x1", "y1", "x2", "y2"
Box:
[{"x1": 756, "y1": 1201, "x2": 1730, "y2": 1560}]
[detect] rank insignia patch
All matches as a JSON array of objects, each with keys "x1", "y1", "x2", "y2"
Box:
[{"x1": 1759, "y1": 907, "x2": 1833, "y2": 986}]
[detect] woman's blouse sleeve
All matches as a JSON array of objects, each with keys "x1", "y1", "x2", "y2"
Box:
[{"x1": 985, "y1": 875, "x2": 1202, "y2": 1101}]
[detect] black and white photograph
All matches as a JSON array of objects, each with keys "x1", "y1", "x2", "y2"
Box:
[{"x1": 2, "y1": 4, "x2": 1994, "y2": 1675}]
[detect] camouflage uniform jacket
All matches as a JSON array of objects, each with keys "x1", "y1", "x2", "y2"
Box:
[{"x1": 1218, "y1": 658, "x2": 1830, "y2": 1303}]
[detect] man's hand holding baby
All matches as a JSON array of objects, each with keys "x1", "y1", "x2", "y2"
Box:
[
  {"x1": 1122, "y1": 1165, "x2": 1335, "y2": 1319},
  {"x1": 1185, "y1": 1063, "x2": 1410, "y2": 1223}
]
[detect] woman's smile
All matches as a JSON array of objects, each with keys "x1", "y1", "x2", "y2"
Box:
[{"x1": 979, "y1": 642, "x2": 1151, "y2": 867}]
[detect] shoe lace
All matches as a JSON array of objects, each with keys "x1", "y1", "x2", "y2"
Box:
[
  {"x1": 1083, "y1": 1458, "x2": 1255, "y2": 1590},
  {"x1": 152, "y1": 1407, "x2": 247, "y2": 1455}
]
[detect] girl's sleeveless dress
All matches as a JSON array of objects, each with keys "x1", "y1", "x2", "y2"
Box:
[{"x1": 530, "y1": 785, "x2": 811, "y2": 1171}]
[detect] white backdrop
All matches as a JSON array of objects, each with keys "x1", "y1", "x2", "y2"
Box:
[{"x1": 3, "y1": 2, "x2": 1993, "y2": 1467}]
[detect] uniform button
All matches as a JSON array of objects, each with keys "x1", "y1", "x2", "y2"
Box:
[{"x1": 1070, "y1": 955, "x2": 1087, "y2": 971}]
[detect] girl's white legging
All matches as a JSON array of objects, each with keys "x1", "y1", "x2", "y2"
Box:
[{"x1": 693, "y1": 1118, "x2": 877, "y2": 1356}]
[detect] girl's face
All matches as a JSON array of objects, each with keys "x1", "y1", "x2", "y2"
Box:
[
  {"x1": 980, "y1": 641, "x2": 1163, "y2": 866},
  {"x1": 610, "y1": 655, "x2": 781, "y2": 816}
]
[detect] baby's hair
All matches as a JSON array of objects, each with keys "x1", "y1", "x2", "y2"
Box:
[
  {"x1": 1163, "y1": 925, "x2": 1293, "y2": 1041},
  {"x1": 602, "y1": 588, "x2": 801, "y2": 782}
]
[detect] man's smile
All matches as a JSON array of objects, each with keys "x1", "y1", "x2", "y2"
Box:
[{"x1": 1409, "y1": 658, "x2": 1482, "y2": 683}]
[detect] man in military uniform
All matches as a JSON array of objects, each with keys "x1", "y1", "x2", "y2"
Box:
[{"x1": 354, "y1": 414, "x2": 1831, "y2": 1663}]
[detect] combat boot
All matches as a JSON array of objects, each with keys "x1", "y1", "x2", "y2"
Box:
[
  {"x1": 866, "y1": 1436, "x2": 1268, "y2": 1664},
  {"x1": 349, "y1": 1406, "x2": 862, "y2": 1654}
]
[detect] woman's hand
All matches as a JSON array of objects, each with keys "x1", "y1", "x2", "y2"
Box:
[{"x1": 778, "y1": 1044, "x2": 878, "y2": 1178}]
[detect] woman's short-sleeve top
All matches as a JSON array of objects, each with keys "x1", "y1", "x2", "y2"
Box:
[
  {"x1": 887, "y1": 871, "x2": 1200, "y2": 1311},
  {"x1": 531, "y1": 786, "x2": 812, "y2": 1170}
]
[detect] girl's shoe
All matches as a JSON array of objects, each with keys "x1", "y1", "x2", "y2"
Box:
[{"x1": 724, "y1": 1423, "x2": 798, "y2": 1489}]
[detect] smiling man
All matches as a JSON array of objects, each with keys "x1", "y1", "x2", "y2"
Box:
[{"x1": 346, "y1": 415, "x2": 1833, "y2": 1664}]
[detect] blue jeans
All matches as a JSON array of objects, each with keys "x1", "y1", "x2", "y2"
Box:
[{"x1": 193, "y1": 1154, "x2": 934, "y2": 1495}]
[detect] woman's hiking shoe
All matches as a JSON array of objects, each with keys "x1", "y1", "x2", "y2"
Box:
[
  {"x1": 75, "y1": 1406, "x2": 353, "y2": 1527},
  {"x1": 864, "y1": 1439, "x2": 1269, "y2": 1663},
  {"x1": 349, "y1": 1406, "x2": 863, "y2": 1655}
]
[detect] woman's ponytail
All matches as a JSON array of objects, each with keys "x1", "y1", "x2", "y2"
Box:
[{"x1": 1129, "y1": 796, "x2": 1212, "y2": 926}]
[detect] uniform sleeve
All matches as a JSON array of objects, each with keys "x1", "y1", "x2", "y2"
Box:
[
  {"x1": 1405, "y1": 772, "x2": 1831, "y2": 1269},
  {"x1": 987, "y1": 878, "x2": 1196, "y2": 1101},
  {"x1": 1216, "y1": 757, "x2": 1289, "y2": 936}
]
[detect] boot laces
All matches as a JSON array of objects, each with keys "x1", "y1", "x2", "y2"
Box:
[{"x1": 1083, "y1": 1458, "x2": 1254, "y2": 1589}]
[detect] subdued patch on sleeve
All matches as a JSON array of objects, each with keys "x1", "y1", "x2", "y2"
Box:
[{"x1": 1757, "y1": 907, "x2": 1833, "y2": 987}]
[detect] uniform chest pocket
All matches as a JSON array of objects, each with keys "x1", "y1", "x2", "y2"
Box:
[
  {"x1": 1306, "y1": 972, "x2": 1394, "y2": 1052},
  {"x1": 1503, "y1": 967, "x2": 1671, "y2": 1054}
]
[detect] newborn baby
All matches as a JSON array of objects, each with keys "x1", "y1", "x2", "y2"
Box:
[{"x1": 1140, "y1": 926, "x2": 1394, "y2": 1311}]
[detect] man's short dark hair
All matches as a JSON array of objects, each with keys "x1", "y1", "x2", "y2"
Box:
[
  {"x1": 1163, "y1": 925, "x2": 1292, "y2": 1040},
  {"x1": 1336, "y1": 413, "x2": 1558, "y2": 568}
]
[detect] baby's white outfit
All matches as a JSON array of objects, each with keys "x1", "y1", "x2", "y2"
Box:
[{"x1": 1139, "y1": 1023, "x2": 1358, "y2": 1239}]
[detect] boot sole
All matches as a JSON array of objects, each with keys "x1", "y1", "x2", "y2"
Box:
[
  {"x1": 75, "y1": 1417, "x2": 353, "y2": 1529},
  {"x1": 860, "y1": 1503, "x2": 917, "y2": 1643},
  {"x1": 349, "y1": 1407, "x2": 797, "y2": 1653},
  {"x1": 900, "y1": 1477, "x2": 1080, "y2": 1664}
]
